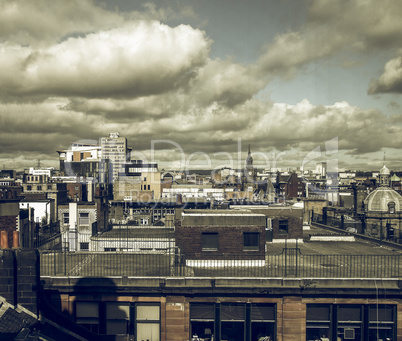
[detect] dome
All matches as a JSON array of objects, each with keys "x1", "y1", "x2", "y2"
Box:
[
  {"x1": 380, "y1": 165, "x2": 390, "y2": 175},
  {"x1": 364, "y1": 187, "x2": 402, "y2": 212}
]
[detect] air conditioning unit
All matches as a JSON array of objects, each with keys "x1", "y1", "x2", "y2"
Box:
[{"x1": 344, "y1": 328, "x2": 355, "y2": 339}]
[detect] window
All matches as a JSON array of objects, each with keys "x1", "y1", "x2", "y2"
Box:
[
  {"x1": 221, "y1": 303, "x2": 245, "y2": 341},
  {"x1": 368, "y1": 305, "x2": 395, "y2": 341},
  {"x1": 27, "y1": 185, "x2": 32, "y2": 191},
  {"x1": 79, "y1": 212, "x2": 89, "y2": 226},
  {"x1": 104, "y1": 248, "x2": 117, "y2": 251},
  {"x1": 76, "y1": 302, "x2": 99, "y2": 333},
  {"x1": 306, "y1": 304, "x2": 397, "y2": 341},
  {"x1": 63, "y1": 213, "x2": 69, "y2": 225},
  {"x1": 37, "y1": 185, "x2": 42, "y2": 191},
  {"x1": 106, "y1": 302, "x2": 129, "y2": 335},
  {"x1": 80, "y1": 242, "x2": 89, "y2": 251},
  {"x1": 202, "y1": 232, "x2": 218, "y2": 250},
  {"x1": 243, "y1": 232, "x2": 260, "y2": 251},
  {"x1": 251, "y1": 304, "x2": 276, "y2": 341},
  {"x1": 47, "y1": 185, "x2": 52, "y2": 190},
  {"x1": 337, "y1": 305, "x2": 362, "y2": 341},
  {"x1": 279, "y1": 219, "x2": 288, "y2": 234},
  {"x1": 306, "y1": 304, "x2": 331, "y2": 340},
  {"x1": 136, "y1": 304, "x2": 160, "y2": 341},
  {"x1": 190, "y1": 303, "x2": 276, "y2": 341},
  {"x1": 190, "y1": 304, "x2": 215, "y2": 340}
]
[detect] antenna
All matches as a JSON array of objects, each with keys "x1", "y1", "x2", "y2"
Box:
[{"x1": 383, "y1": 152, "x2": 386, "y2": 166}]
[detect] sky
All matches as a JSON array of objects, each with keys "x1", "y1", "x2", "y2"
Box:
[{"x1": 1, "y1": 0, "x2": 402, "y2": 172}]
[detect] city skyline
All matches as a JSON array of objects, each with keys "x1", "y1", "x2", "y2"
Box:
[{"x1": 1, "y1": 0, "x2": 402, "y2": 171}]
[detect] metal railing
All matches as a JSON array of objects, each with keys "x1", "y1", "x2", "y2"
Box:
[{"x1": 40, "y1": 247, "x2": 401, "y2": 279}]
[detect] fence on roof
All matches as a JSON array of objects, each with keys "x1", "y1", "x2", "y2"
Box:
[{"x1": 39, "y1": 247, "x2": 401, "y2": 279}]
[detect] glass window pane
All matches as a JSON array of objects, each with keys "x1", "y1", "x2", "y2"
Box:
[
  {"x1": 202, "y1": 233, "x2": 218, "y2": 250},
  {"x1": 338, "y1": 306, "x2": 361, "y2": 322},
  {"x1": 136, "y1": 323, "x2": 160, "y2": 341},
  {"x1": 221, "y1": 322, "x2": 244, "y2": 341},
  {"x1": 307, "y1": 305, "x2": 330, "y2": 321},
  {"x1": 76, "y1": 302, "x2": 99, "y2": 318},
  {"x1": 106, "y1": 320, "x2": 128, "y2": 335},
  {"x1": 221, "y1": 304, "x2": 245, "y2": 321},
  {"x1": 368, "y1": 326, "x2": 394, "y2": 340},
  {"x1": 136, "y1": 305, "x2": 160, "y2": 321},
  {"x1": 251, "y1": 304, "x2": 275, "y2": 321},
  {"x1": 306, "y1": 327, "x2": 330, "y2": 341},
  {"x1": 106, "y1": 302, "x2": 129, "y2": 319},
  {"x1": 191, "y1": 321, "x2": 214, "y2": 339},
  {"x1": 243, "y1": 232, "x2": 259, "y2": 250},
  {"x1": 191, "y1": 304, "x2": 215, "y2": 320},
  {"x1": 369, "y1": 305, "x2": 393, "y2": 322},
  {"x1": 251, "y1": 321, "x2": 275, "y2": 341}
]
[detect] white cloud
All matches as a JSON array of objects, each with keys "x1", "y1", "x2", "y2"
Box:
[
  {"x1": 368, "y1": 56, "x2": 402, "y2": 94},
  {"x1": 0, "y1": 21, "x2": 210, "y2": 99}
]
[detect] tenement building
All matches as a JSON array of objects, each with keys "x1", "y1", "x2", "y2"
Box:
[{"x1": 1, "y1": 221, "x2": 400, "y2": 341}]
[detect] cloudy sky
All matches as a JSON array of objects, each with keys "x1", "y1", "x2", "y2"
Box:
[{"x1": 2, "y1": 0, "x2": 402, "y2": 172}]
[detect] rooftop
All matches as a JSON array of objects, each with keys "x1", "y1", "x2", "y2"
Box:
[{"x1": 40, "y1": 225, "x2": 402, "y2": 279}]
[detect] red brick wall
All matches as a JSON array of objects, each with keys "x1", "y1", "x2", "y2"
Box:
[
  {"x1": 175, "y1": 224, "x2": 265, "y2": 260},
  {"x1": 272, "y1": 216, "x2": 303, "y2": 239}
]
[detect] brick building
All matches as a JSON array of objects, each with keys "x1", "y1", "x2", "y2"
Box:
[
  {"x1": 1, "y1": 224, "x2": 402, "y2": 340},
  {"x1": 175, "y1": 210, "x2": 267, "y2": 263}
]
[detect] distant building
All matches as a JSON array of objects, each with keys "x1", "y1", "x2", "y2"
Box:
[
  {"x1": 100, "y1": 132, "x2": 131, "y2": 182},
  {"x1": 57, "y1": 140, "x2": 110, "y2": 184},
  {"x1": 58, "y1": 202, "x2": 98, "y2": 252},
  {"x1": 21, "y1": 174, "x2": 67, "y2": 221},
  {"x1": 364, "y1": 165, "x2": 402, "y2": 241}
]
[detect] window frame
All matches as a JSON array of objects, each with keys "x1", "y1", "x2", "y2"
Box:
[
  {"x1": 63, "y1": 213, "x2": 69, "y2": 225},
  {"x1": 79, "y1": 212, "x2": 90, "y2": 226},
  {"x1": 135, "y1": 303, "x2": 161, "y2": 341},
  {"x1": 278, "y1": 219, "x2": 288, "y2": 234},
  {"x1": 201, "y1": 232, "x2": 219, "y2": 251},
  {"x1": 243, "y1": 232, "x2": 260, "y2": 251},
  {"x1": 80, "y1": 242, "x2": 89, "y2": 251}
]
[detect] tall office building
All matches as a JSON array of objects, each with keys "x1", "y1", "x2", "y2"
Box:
[{"x1": 100, "y1": 132, "x2": 131, "y2": 182}]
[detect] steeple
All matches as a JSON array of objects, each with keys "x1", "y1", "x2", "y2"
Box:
[{"x1": 246, "y1": 144, "x2": 253, "y2": 166}]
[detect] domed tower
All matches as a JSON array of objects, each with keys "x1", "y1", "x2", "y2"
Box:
[
  {"x1": 378, "y1": 164, "x2": 390, "y2": 187},
  {"x1": 364, "y1": 165, "x2": 402, "y2": 212},
  {"x1": 363, "y1": 165, "x2": 401, "y2": 240}
]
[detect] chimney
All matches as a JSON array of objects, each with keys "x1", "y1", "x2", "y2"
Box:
[
  {"x1": 13, "y1": 231, "x2": 20, "y2": 248},
  {"x1": 1, "y1": 230, "x2": 9, "y2": 249}
]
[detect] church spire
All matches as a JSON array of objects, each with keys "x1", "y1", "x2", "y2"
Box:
[{"x1": 246, "y1": 144, "x2": 253, "y2": 167}]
